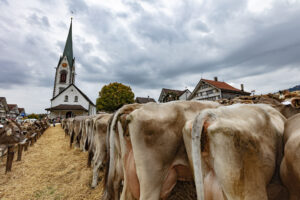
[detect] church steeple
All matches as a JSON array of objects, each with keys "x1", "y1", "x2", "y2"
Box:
[
  {"x1": 63, "y1": 18, "x2": 73, "y2": 67},
  {"x1": 52, "y1": 19, "x2": 76, "y2": 98}
]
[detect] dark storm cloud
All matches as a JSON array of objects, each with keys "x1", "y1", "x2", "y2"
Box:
[
  {"x1": 193, "y1": 20, "x2": 210, "y2": 33},
  {"x1": 66, "y1": 0, "x2": 88, "y2": 14},
  {"x1": 0, "y1": 60, "x2": 31, "y2": 88},
  {"x1": 27, "y1": 14, "x2": 50, "y2": 29},
  {"x1": 0, "y1": 0, "x2": 8, "y2": 5}
]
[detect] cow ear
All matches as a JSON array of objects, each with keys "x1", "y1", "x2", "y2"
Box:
[
  {"x1": 6, "y1": 128, "x2": 12, "y2": 136},
  {"x1": 291, "y1": 98, "x2": 300, "y2": 108}
]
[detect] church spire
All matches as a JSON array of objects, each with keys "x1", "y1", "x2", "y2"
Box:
[{"x1": 63, "y1": 18, "x2": 73, "y2": 67}]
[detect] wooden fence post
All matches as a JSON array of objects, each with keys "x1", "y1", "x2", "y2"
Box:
[
  {"x1": 24, "y1": 141, "x2": 29, "y2": 151},
  {"x1": 17, "y1": 144, "x2": 23, "y2": 161},
  {"x1": 6, "y1": 145, "x2": 15, "y2": 173}
]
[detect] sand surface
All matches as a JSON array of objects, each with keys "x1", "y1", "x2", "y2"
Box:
[{"x1": 0, "y1": 125, "x2": 103, "y2": 200}]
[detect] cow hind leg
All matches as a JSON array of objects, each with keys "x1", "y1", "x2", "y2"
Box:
[
  {"x1": 91, "y1": 160, "x2": 103, "y2": 188},
  {"x1": 70, "y1": 132, "x2": 74, "y2": 148}
]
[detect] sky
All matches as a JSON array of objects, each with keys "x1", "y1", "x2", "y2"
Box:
[{"x1": 0, "y1": 0, "x2": 300, "y2": 113}]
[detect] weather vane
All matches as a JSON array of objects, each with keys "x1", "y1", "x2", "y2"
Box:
[{"x1": 71, "y1": 10, "x2": 74, "y2": 21}]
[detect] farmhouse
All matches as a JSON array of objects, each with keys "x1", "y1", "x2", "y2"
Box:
[
  {"x1": 135, "y1": 97, "x2": 156, "y2": 104},
  {"x1": 158, "y1": 88, "x2": 191, "y2": 103},
  {"x1": 7, "y1": 104, "x2": 19, "y2": 119},
  {"x1": 188, "y1": 77, "x2": 250, "y2": 101},
  {"x1": 0, "y1": 97, "x2": 9, "y2": 121},
  {"x1": 46, "y1": 20, "x2": 96, "y2": 119}
]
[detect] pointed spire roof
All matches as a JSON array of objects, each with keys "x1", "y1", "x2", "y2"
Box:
[{"x1": 63, "y1": 18, "x2": 73, "y2": 67}]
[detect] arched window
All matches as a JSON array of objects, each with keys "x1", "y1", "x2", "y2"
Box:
[
  {"x1": 60, "y1": 70, "x2": 67, "y2": 83},
  {"x1": 64, "y1": 95, "x2": 68, "y2": 102},
  {"x1": 74, "y1": 96, "x2": 78, "y2": 102}
]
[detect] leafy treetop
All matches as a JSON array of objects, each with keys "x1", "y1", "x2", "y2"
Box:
[{"x1": 96, "y1": 82, "x2": 135, "y2": 112}]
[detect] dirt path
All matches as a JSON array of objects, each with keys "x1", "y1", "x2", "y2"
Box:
[{"x1": 0, "y1": 125, "x2": 103, "y2": 200}]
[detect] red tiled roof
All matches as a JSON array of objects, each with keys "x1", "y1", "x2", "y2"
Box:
[
  {"x1": 201, "y1": 79, "x2": 242, "y2": 92},
  {"x1": 7, "y1": 104, "x2": 17, "y2": 110},
  {"x1": 45, "y1": 104, "x2": 88, "y2": 111}
]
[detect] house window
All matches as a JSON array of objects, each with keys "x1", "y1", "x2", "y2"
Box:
[
  {"x1": 64, "y1": 95, "x2": 68, "y2": 102},
  {"x1": 60, "y1": 70, "x2": 67, "y2": 83},
  {"x1": 207, "y1": 90, "x2": 213, "y2": 95},
  {"x1": 74, "y1": 96, "x2": 78, "y2": 102}
]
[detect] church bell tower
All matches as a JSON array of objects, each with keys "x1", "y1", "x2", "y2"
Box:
[{"x1": 52, "y1": 19, "x2": 76, "y2": 98}]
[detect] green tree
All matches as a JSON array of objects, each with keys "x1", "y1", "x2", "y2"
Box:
[
  {"x1": 27, "y1": 113, "x2": 39, "y2": 119},
  {"x1": 96, "y1": 82, "x2": 135, "y2": 112}
]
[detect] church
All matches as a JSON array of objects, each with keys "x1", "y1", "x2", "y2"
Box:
[{"x1": 46, "y1": 20, "x2": 96, "y2": 119}]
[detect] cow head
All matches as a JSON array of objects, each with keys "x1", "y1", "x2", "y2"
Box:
[
  {"x1": 0, "y1": 122, "x2": 25, "y2": 145},
  {"x1": 291, "y1": 97, "x2": 300, "y2": 108}
]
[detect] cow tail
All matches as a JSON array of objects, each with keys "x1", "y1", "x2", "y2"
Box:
[
  {"x1": 191, "y1": 113, "x2": 207, "y2": 200},
  {"x1": 103, "y1": 110, "x2": 120, "y2": 200}
]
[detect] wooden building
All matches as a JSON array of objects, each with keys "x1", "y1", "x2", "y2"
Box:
[
  {"x1": 158, "y1": 88, "x2": 191, "y2": 103},
  {"x1": 0, "y1": 97, "x2": 9, "y2": 121},
  {"x1": 188, "y1": 77, "x2": 250, "y2": 101}
]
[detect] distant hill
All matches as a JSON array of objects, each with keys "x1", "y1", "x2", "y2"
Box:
[{"x1": 288, "y1": 85, "x2": 300, "y2": 92}]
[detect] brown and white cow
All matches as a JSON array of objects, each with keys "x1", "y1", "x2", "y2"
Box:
[
  {"x1": 103, "y1": 103, "x2": 144, "y2": 200},
  {"x1": 0, "y1": 121, "x2": 25, "y2": 145},
  {"x1": 280, "y1": 113, "x2": 300, "y2": 200},
  {"x1": 186, "y1": 104, "x2": 285, "y2": 200},
  {"x1": 90, "y1": 113, "x2": 112, "y2": 188},
  {"x1": 80, "y1": 115, "x2": 95, "y2": 152},
  {"x1": 70, "y1": 116, "x2": 87, "y2": 148},
  {"x1": 124, "y1": 101, "x2": 219, "y2": 200}
]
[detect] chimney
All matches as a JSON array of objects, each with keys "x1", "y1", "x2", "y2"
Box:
[
  {"x1": 241, "y1": 84, "x2": 244, "y2": 91},
  {"x1": 214, "y1": 76, "x2": 218, "y2": 81}
]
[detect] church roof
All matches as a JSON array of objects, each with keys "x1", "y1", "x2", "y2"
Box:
[
  {"x1": 45, "y1": 104, "x2": 88, "y2": 111},
  {"x1": 51, "y1": 84, "x2": 95, "y2": 106},
  {"x1": 63, "y1": 19, "x2": 73, "y2": 67}
]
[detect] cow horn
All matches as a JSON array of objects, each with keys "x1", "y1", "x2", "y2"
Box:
[
  {"x1": 291, "y1": 97, "x2": 300, "y2": 108},
  {"x1": 191, "y1": 114, "x2": 206, "y2": 200}
]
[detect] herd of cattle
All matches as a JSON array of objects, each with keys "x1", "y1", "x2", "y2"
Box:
[
  {"x1": 60, "y1": 92, "x2": 300, "y2": 200},
  {"x1": 0, "y1": 119, "x2": 49, "y2": 172}
]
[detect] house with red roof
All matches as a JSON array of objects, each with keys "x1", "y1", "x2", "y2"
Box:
[
  {"x1": 188, "y1": 77, "x2": 250, "y2": 101},
  {"x1": 7, "y1": 104, "x2": 19, "y2": 119}
]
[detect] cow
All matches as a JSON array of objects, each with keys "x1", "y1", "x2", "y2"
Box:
[
  {"x1": 0, "y1": 121, "x2": 25, "y2": 145},
  {"x1": 280, "y1": 113, "x2": 300, "y2": 200},
  {"x1": 103, "y1": 103, "x2": 144, "y2": 200},
  {"x1": 122, "y1": 101, "x2": 219, "y2": 200},
  {"x1": 72, "y1": 116, "x2": 89, "y2": 148},
  {"x1": 83, "y1": 116, "x2": 97, "y2": 152},
  {"x1": 90, "y1": 113, "x2": 112, "y2": 188},
  {"x1": 186, "y1": 104, "x2": 285, "y2": 200}
]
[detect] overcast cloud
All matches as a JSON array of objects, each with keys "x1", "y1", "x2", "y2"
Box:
[{"x1": 0, "y1": 0, "x2": 300, "y2": 113}]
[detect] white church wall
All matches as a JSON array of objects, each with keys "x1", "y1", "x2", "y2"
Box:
[{"x1": 52, "y1": 85, "x2": 90, "y2": 110}]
